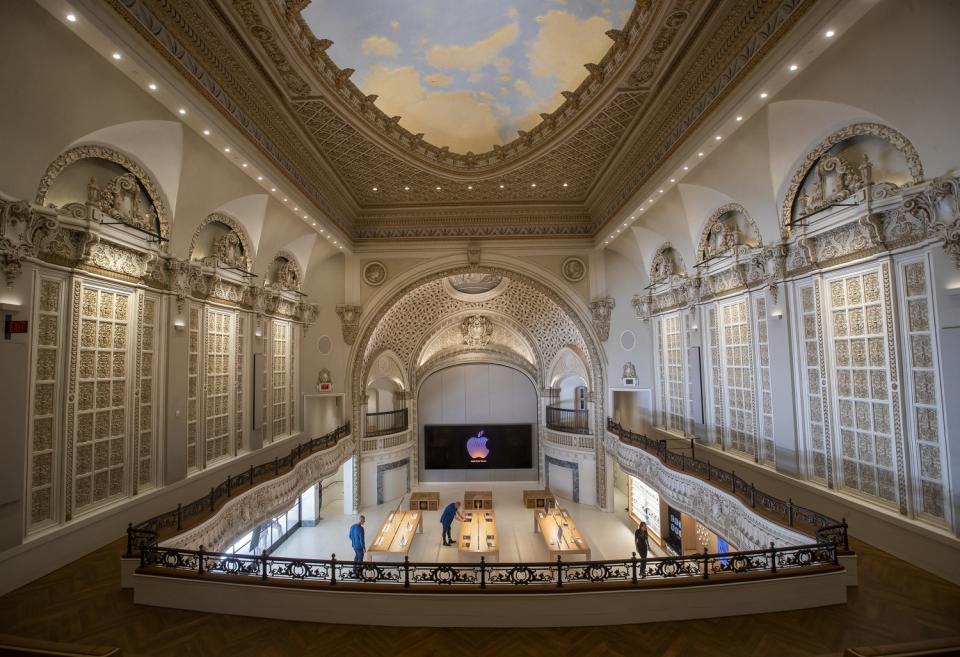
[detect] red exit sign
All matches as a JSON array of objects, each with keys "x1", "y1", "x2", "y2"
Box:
[{"x1": 4, "y1": 317, "x2": 28, "y2": 339}]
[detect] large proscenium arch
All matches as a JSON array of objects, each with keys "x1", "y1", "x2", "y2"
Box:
[{"x1": 346, "y1": 260, "x2": 609, "y2": 511}]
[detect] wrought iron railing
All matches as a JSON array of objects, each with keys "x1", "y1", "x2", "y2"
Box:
[
  {"x1": 125, "y1": 422, "x2": 351, "y2": 556},
  {"x1": 545, "y1": 405, "x2": 590, "y2": 434},
  {"x1": 365, "y1": 408, "x2": 409, "y2": 437},
  {"x1": 137, "y1": 541, "x2": 837, "y2": 591},
  {"x1": 606, "y1": 419, "x2": 849, "y2": 551}
]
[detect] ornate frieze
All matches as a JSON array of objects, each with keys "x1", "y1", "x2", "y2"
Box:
[
  {"x1": 460, "y1": 315, "x2": 493, "y2": 347},
  {"x1": 0, "y1": 197, "x2": 58, "y2": 285}
]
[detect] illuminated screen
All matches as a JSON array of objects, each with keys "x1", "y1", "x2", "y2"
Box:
[{"x1": 424, "y1": 424, "x2": 533, "y2": 469}]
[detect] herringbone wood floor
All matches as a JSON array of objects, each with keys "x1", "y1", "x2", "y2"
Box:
[{"x1": 0, "y1": 536, "x2": 957, "y2": 657}]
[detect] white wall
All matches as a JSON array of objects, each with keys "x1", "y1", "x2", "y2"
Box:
[{"x1": 417, "y1": 363, "x2": 538, "y2": 483}]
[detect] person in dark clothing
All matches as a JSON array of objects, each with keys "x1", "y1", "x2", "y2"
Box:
[
  {"x1": 348, "y1": 515, "x2": 365, "y2": 577},
  {"x1": 439, "y1": 501, "x2": 464, "y2": 546},
  {"x1": 634, "y1": 521, "x2": 649, "y2": 577}
]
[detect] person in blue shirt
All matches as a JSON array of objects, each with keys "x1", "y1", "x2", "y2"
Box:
[
  {"x1": 439, "y1": 501, "x2": 464, "y2": 546},
  {"x1": 348, "y1": 515, "x2": 365, "y2": 576}
]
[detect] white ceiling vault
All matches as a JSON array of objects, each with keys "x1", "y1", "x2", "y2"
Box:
[{"x1": 92, "y1": 0, "x2": 842, "y2": 241}]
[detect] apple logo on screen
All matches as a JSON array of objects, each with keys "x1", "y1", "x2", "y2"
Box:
[{"x1": 466, "y1": 430, "x2": 489, "y2": 462}]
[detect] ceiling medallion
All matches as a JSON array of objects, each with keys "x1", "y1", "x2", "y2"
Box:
[
  {"x1": 561, "y1": 257, "x2": 587, "y2": 283},
  {"x1": 362, "y1": 261, "x2": 387, "y2": 286}
]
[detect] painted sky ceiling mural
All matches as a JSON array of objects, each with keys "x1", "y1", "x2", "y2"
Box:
[{"x1": 301, "y1": 0, "x2": 633, "y2": 154}]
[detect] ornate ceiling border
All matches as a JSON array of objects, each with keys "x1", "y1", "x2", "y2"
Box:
[
  {"x1": 591, "y1": 0, "x2": 817, "y2": 230},
  {"x1": 105, "y1": 0, "x2": 355, "y2": 234}
]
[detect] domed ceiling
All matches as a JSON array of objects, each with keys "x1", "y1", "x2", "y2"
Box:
[
  {"x1": 101, "y1": 0, "x2": 820, "y2": 240},
  {"x1": 300, "y1": 1, "x2": 633, "y2": 154}
]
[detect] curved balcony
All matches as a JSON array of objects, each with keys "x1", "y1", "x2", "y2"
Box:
[
  {"x1": 545, "y1": 405, "x2": 590, "y2": 434},
  {"x1": 365, "y1": 408, "x2": 409, "y2": 438}
]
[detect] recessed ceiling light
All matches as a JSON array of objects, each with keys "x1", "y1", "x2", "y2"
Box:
[
  {"x1": 622, "y1": 223, "x2": 627, "y2": 227},
  {"x1": 760, "y1": 92, "x2": 768, "y2": 99},
  {"x1": 320, "y1": 228, "x2": 325, "y2": 233},
  {"x1": 66, "y1": 13, "x2": 77, "y2": 22},
  {"x1": 270, "y1": 187, "x2": 276, "y2": 192},
  {"x1": 257, "y1": 176, "x2": 263, "y2": 181},
  {"x1": 467, "y1": 185, "x2": 473, "y2": 190},
  {"x1": 404, "y1": 186, "x2": 410, "y2": 191},
  {"x1": 531, "y1": 183, "x2": 537, "y2": 188},
  {"x1": 178, "y1": 108, "x2": 186, "y2": 115},
  {"x1": 562, "y1": 182, "x2": 568, "y2": 187},
  {"x1": 283, "y1": 198, "x2": 288, "y2": 202},
  {"x1": 736, "y1": 115, "x2": 743, "y2": 122},
  {"x1": 224, "y1": 147, "x2": 230, "y2": 153},
  {"x1": 339, "y1": 246, "x2": 343, "y2": 250},
  {"x1": 499, "y1": 184, "x2": 505, "y2": 189},
  {"x1": 435, "y1": 186, "x2": 441, "y2": 191},
  {"x1": 241, "y1": 163, "x2": 247, "y2": 168},
  {"x1": 202, "y1": 129, "x2": 210, "y2": 136},
  {"x1": 683, "y1": 166, "x2": 689, "y2": 171},
  {"x1": 698, "y1": 152, "x2": 704, "y2": 157},
  {"x1": 715, "y1": 135, "x2": 722, "y2": 141},
  {"x1": 293, "y1": 206, "x2": 298, "y2": 211},
  {"x1": 303, "y1": 214, "x2": 308, "y2": 219},
  {"x1": 824, "y1": 30, "x2": 835, "y2": 38},
  {"x1": 312, "y1": 222, "x2": 316, "y2": 226},
  {"x1": 372, "y1": 186, "x2": 378, "y2": 191},
  {"x1": 648, "y1": 198, "x2": 654, "y2": 203},
  {"x1": 789, "y1": 64, "x2": 799, "y2": 71},
  {"x1": 658, "y1": 189, "x2": 664, "y2": 193},
  {"x1": 670, "y1": 178, "x2": 675, "y2": 183},
  {"x1": 148, "y1": 83, "x2": 157, "y2": 91},
  {"x1": 112, "y1": 52, "x2": 121, "y2": 61}
]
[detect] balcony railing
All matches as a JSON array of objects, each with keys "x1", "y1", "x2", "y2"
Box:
[
  {"x1": 606, "y1": 419, "x2": 849, "y2": 551},
  {"x1": 545, "y1": 405, "x2": 590, "y2": 434},
  {"x1": 365, "y1": 408, "x2": 409, "y2": 437},
  {"x1": 125, "y1": 422, "x2": 351, "y2": 555}
]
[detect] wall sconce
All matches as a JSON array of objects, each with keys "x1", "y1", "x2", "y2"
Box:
[
  {"x1": 770, "y1": 309, "x2": 784, "y2": 320},
  {"x1": 690, "y1": 323, "x2": 699, "y2": 331},
  {"x1": 254, "y1": 327, "x2": 263, "y2": 338},
  {"x1": 173, "y1": 318, "x2": 186, "y2": 331}
]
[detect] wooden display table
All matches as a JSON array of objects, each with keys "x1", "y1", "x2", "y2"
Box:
[
  {"x1": 535, "y1": 507, "x2": 591, "y2": 560},
  {"x1": 409, "y1": 491, "x2": 440, "y2": 511},
  {"x1": 523, "y1": 489, "x2": 556, "y2": 510},
  {"x1": 458, "y1": 509, "x2": 499, "y2": 561},
  {"x1": 367, "y1": 509, "x2": 422, "y2": 559},
  {"x1": 464, "y1": 490, "x2": 493, "y2": 509}
]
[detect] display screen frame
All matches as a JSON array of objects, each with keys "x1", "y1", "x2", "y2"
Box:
[{"x1": 423, "y1": 423, "x2": 534, "y2": 470}]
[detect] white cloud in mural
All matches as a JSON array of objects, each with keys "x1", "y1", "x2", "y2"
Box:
[
  {"x1": 424, "y1": 73, "x2": 454, "y2": 87},
  {"x1": 513, "y1": 79, "x2": 534, "y2": 98},
  {"x1": 390, "y1": 19, "x2": 400, "y2": 32},
  {"x1": 426, "y1": 21, "x2": 518, "y2": 73},
  {"x1": 528, "y1": 10, "x2": 611, "y2": 96},
  {"x1": 365, "y1": 65, "x2": 505, "y2": 152},
  {"x1": 362, "y1": 35, "x2": 400, "y2": 58}
]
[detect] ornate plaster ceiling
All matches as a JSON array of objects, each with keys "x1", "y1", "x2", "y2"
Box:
[
  {"x1": 105, "y1": 0, "x2": 817, "y2": 239},
  {"x1": 299, "y1": 1, "x2": 634, "y2": 154}
]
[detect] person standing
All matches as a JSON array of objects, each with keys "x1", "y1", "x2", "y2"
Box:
[
  {"x1": 634, "y1": 521, "x2": 649, "y2": 577},
  {"x1": 440, "y1": 501, "x2": 464, "y2": 546},
  {"x1": 349, "y1": 515, "x2": 365, "y2": 576}
]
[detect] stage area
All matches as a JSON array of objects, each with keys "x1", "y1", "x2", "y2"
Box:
[{"x1": 273, "y1": 482, "x2": 666, "y2": 563}]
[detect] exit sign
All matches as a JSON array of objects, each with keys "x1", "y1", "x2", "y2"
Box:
[{"x1": 4, "y1": 316, "x2": 28, "y2": 340}]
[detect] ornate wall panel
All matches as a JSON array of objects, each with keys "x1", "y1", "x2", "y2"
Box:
[
  {"x1": 793, "y1": 281, "x2": 832, "y2": 485},
  {"x1": 719, "y1": 298, "x2": 756, "y2": 458},
  {"x1": 26, "y1": 275, "x2": 65, "y2": 531},
  {"x1": 753, "y1": 296, "x2": 775, "y2": 467},
  {"x1": 898, "y1": 258, "x2": 948, "y2": 523},
  {"x1": 270, "y1": 319, "x2": 291, "y2": 439},
  {"x1": 654, "y1": 313, "x2": 685, "y2": 433},
  {"x1": 824, "y1": 266, "x2": 901, "y2": 508},
  {"x1": 187, "y1": 305, "x2": 200, "y2": 471},
  {"x1": 69, "y1": 282, "x2": 134, "y2": 514},
  {"x1": 204, "y1": 307, "x2": 235, "y2": 464},
  {"x1": 706, "y1": 306, "x2": 723, "y2": 445},
  {"x1": 135, "y1": 293, "x2": 160, "y2": 490},
  {"x1": 235, "y1": 314, "x2": 246, "y2": 454}
]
